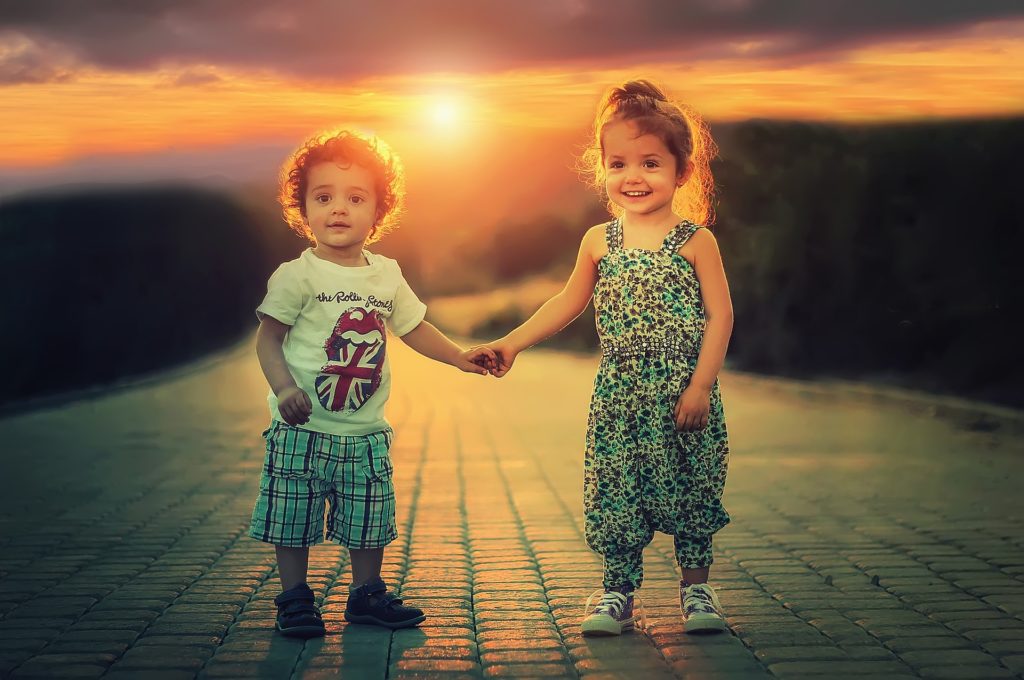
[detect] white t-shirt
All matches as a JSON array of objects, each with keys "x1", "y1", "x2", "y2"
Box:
[{"x1": 256, "y1": 248, "x2": 427, "y2": 436}]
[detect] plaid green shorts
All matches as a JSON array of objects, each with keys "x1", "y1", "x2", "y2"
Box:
[{"x1": 248, "y1": 421, "x2": 398, "y2": 549}]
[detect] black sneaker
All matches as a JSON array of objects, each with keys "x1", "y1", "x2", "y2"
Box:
[
  {"x1": 344, "y1": 577, "x2": 426, "y2": 629},
  {"x1": 274, "y1": 582, "x2": 325, "y2": 638}
]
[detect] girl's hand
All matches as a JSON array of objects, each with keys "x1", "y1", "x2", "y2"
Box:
[
  {"x1": 674, "y1": 384, "x2": 710, "y2": 431},
  {"x1": 277, "y1": 385, "x2": 313, "y2": 426},
  {"x1": 484, "y1": 341, "x2": 519, "y2": 378},
  {"x1": 458, "y1": 346, "x2": 496, "y2": 376}
]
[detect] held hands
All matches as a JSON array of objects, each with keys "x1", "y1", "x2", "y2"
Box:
[
  {"x1": 674, "y1": 384, "x2": 711, "y2": 432},
  {"x1": 277, "y1": 385, "x2": 313, "y2": 426},
  {"x1": 458, "y1": 346, "x2": 497, "y2": 376},
  {"x1": 470, "y1": 340, "x2": 518, "y2": 378}
]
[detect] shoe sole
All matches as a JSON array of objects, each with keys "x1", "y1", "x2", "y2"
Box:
[
  {"x1": 276, "y1": 622, "x2": 326, "y2": 638},
  {"x1": 684, "y1": 615, "x2": 728, "y2": 634},
  {"x1": 581, "y1": 615, "x2": 635, "y2": 637},
  {"x1": 344, "y1": 612, "x2": 427, "y2": 629}
]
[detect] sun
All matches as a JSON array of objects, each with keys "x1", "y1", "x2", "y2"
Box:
[{"x1": 429, "y1": 97, "x2": 460, "y2": 128}]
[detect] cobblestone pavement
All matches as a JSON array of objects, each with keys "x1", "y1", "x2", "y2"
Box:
[{"x1": 1, "y1": 338, "x2": 1023, "y2": 679}]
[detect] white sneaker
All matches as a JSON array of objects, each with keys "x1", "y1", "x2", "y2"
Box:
[
  {"x1": 680, "y1": 583, "x2": 727, "y2": 634},
  {"x1": 581, "y1": 587, "x2": 635, "y2": 636}
]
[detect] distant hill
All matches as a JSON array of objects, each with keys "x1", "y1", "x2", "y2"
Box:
[
  {"x1": 0, "y1": 183, "x2": 304, "y2": 408},
  {"x1": 711, "y1": 117, "x2": 1024, "y2": 407}
]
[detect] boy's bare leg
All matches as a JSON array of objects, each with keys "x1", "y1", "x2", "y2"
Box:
[
  {"x1": 350, "y1": 547, "x2": 385, "y2": 587},
  {"x1": 276, "y1": 546, "x2": 310, "y2": 590},
  {"x1": 681, "y1": 566, "x2": 710, "y2": 585}
]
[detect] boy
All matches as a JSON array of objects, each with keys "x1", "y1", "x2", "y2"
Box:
[{"x1": 250, "y1": 129, "x2": 493, "y2": 637}]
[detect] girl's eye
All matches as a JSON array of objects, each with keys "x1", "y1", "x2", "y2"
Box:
[
  {"x1": 316, "y1": 194, "x2": 330, "y2": 203},
  {"x1": 608, "y1": 161, "x2": 624, "y2": 169},
  {"x1": 350, "y1": 195, "x2": 363, "y2": 204},
  {"x1": 643, "y1": 160, "x2": 659, "y2": 168}
]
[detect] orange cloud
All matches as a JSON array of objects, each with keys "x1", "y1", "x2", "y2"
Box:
[{"x1": 1, "y1": 21, "x2": 1021, "y2": 168}]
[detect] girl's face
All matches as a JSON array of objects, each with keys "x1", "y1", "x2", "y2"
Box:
[
  {"x1": 304, "y1": 160, "x2": 378, "y2": 255},
  {"x1": 602, "y1": 118, "x2": 686, "y2": 219}
]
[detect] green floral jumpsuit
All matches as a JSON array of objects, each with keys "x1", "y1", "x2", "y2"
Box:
[{"x1": 585, "y1": 218, "x2": 730, "y2": 590}]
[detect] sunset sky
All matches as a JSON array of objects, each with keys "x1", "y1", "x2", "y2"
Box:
[{"x1": 2, "y1": 0, "x2": 1023, "y2": 189}]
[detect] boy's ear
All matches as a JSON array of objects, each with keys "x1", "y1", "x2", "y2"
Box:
[
  {"x1": 370, "y1": 208, "x2": 385, "y2": 238},
  {"x1": 677, "y1": 159, "x2": 695, "y2": 187}
]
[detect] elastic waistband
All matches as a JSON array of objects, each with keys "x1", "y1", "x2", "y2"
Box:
[{"x1": 599, "y1": 338, "x2": 697, "y2": 362}]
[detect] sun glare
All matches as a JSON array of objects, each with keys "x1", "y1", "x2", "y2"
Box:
[{"x1": 430, "y1": 97, "x2": 460, "y2": 128}]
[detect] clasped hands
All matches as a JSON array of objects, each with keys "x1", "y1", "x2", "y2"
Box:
[{"x1": 465, "y1": 340, "x2": 516, "y2": 378}]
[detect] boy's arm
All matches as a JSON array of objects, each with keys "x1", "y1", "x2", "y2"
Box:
[
  {"x1": 486, "y1": 226, "x2": 601, "y2": 376},
  {"x1": 255, "y1": 316, "x2": 313, "y2": 425},
  {"x1": 399, "y1": 321, "x2": 492, "y2": 375}
]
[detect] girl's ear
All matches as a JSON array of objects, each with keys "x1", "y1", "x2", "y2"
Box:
[{"x1": 677, "y1": 159, "x2": 695, "y2": 187}]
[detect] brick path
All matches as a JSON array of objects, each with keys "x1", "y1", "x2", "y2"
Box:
[{"x1": 1, "y1": 339, "x2": 1022, "y2": 679}]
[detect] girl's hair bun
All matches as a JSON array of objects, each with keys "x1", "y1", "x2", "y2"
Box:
[
  {"x1": 606, "y1": 79, "x2": 669, "y2": 116},
  {"x1": 619, "y1": 79, "x2": 668, "y2": 102}
]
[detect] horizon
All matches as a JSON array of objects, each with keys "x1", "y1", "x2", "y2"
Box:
[{"x1": 3, "y1": 113, "x2": 1020, "y2": 200}]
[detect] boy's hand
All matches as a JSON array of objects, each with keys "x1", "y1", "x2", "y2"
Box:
[
  {"x1": 674, "y1": 384, "x2": 710, "y2": 432},
  {"x1": 277, "y1": 385, "x2": 313, "y2": 426},
  {"x1": 459, "y1": 346, "x2": 497, "y2": 376}
]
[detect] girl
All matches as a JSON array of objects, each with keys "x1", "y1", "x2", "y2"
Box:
[{"x1": 482, "y1": 80, "x2": 732, "y2": 636}]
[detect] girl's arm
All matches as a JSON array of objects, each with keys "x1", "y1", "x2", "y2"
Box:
[
  {"x1": 674, "y1": 229, "x2": 734, "y2": 430},
  {"x1": 256, "y1": 316, "x2": 313, "y2": 425},
  {"x1": 488, "y1": 226, "x2": 602, "y2": 376},
  {"x1": 399, "y1": 320, "x2": 493, "y2": 375}
]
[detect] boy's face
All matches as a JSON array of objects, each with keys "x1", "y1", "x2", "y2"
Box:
[{"x1": 304, "y1": 161, "x2": 378, "y2": 254}]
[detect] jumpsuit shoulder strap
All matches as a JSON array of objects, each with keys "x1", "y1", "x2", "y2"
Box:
[
  {"x1": 662, "y1": 220, "x2": 703, "y2": 254},
  {"x1": 604, "y1": 218, "x2": 623, "y2": 251}
]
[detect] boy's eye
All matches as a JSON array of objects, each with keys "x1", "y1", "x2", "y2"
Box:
[
  {"x1": 315, "y1": 194, "x2": 330, "y2": 203},
  {"x1": 643, "y1": 160, "x2": 660, "y2": 168},
  {"x1": 350, "y1": 195, "x2": 363, "y2": 204},
  {"x1": 608, "y1": 161, "x2": 624, "y2": 169}
]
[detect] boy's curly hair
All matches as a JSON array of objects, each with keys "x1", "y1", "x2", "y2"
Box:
[
  {"x1": 580, "y1": 79, "x2": 717, "y2": 225},
  {"x1": 279, "y1": 129, "x2": 405, "y2": 244}
]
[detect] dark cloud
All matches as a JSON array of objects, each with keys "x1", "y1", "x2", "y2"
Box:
[{"x1": 1, "y1": 0, "x2": 1021, "y2": 83}]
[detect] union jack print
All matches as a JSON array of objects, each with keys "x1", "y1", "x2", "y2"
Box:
[{"x1": 315, "y1": 307, "x2": 386, "y2": 412}]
